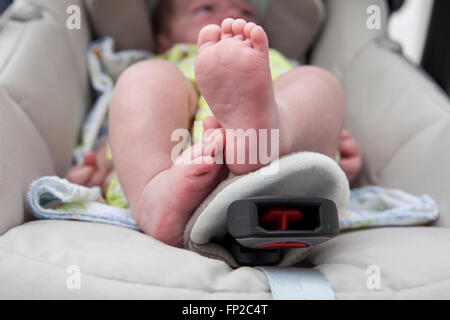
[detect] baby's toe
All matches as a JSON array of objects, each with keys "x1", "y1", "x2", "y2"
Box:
[
  {"x1": 244, "y1": 22, "x2": 257, "y2": 39},
  {"x1": 250, "y1": 25, "x2": 269, "y2": 53},
  {"x1": 197, "y1": 24, "x2": 222, "y2": 49},
  {"x1": 202, "y1": 116, "x2": 221, "y2": 134},
  {"x1": 231, "y1": 19, "x2": 247, "y2": 38},
  {"x1": 187, "y1": 156, "x2": 216, "y2": 177},
  {"x1": 203, "y1": 129, "x2": 225, "y2": 159},
  {"x1": 221, "y1": 18, "x2": 234, "y2": 36}
]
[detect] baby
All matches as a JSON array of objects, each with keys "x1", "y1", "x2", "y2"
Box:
[{"x1": 67, "y1": 0, "x2": 363, "y2": 247}]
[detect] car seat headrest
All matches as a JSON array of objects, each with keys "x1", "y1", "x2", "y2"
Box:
[
  {"x1": 86, "y1": 0, "x2": 324, "y2": 60},
  {"x1": 263, "y1": 0, "x2": 324, "y2": 60}
]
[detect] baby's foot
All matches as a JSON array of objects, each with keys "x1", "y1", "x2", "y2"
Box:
[
  {"x1": 135, "y1": 132, "x2": 226, "y2": 247},
  {"x1": 195, "y1": 18, "x2": 283, "y2": 175}
]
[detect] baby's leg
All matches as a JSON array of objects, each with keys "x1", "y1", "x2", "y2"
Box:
[
  {"x1": 196, "y1": 19, "x2": 345, "y2": 174},
  {"x1": 274, "y1": 66, "x2": 346, "y2": 159},
  {"x1": 109, "y1": 60, "x2": 225, "y2": 247}
]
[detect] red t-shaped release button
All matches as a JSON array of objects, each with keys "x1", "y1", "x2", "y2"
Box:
[{"x1": 261, "y1": 208, "x2": 303, "y2": 231}]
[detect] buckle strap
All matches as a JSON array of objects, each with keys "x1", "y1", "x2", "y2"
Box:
[{"x1": 258, "y1": 267, "x2": 336, "y2": 300}]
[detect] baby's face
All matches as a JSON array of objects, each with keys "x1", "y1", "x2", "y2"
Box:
[{"x1": 158, "y1": 0, "x2": 258, "y2": 52}]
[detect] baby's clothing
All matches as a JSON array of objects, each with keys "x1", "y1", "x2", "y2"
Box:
[{"x1": 105, "y1": 43, "x2": 296, "y2": 208}]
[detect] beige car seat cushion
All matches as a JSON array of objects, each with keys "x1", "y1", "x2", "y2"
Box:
[
  {"x1": 312, "y1": 0, "x2": 450, "y2": 228},
  {"x1": 1, "y1": 220, "x2": 449, "y2": 299},
  {"x1": 0, "y1": 88, "x2": 54, "y2": 235},
  {"x1": 0, "y1": 0, "x2": 90, "y2": 176}
]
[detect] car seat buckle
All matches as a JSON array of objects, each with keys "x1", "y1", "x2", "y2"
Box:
[{"x1": 224, "y1": 197, "x2": 340, "y2": 266}]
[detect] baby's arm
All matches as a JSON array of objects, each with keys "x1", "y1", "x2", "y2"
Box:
[{"x1": 66, "y1": 141, "x2": 114, "y2": 189}]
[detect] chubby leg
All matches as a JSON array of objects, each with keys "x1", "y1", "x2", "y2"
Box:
[
  {"x1": 195, "y1": 19, "x2": 345, "y2": 174},
  {"x1": 109, "y1": 60, "x2": 225, "y2": 247},
  {"x1": 274, "y1": 65, "x2": 346, "y2": 159}
]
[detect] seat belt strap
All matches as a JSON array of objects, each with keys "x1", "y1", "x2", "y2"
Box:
[{"x1": 258, "y1": 267, "x2": 336, "y2": 300}]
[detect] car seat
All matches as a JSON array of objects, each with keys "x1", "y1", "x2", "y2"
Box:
[{"x1": 1, "y1": 0, "x2": 450, "y2": 299}]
